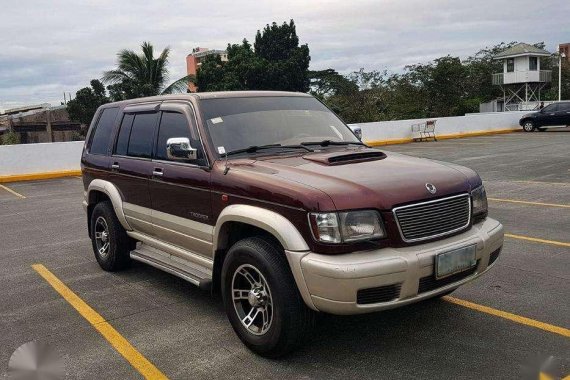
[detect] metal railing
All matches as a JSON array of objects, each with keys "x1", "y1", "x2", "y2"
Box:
[{"x1": 492, "y1": 73, "x2": 504, "y2": 85}]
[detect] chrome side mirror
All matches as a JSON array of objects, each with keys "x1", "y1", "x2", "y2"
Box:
[{"x1": 166, "y1": 137, "x2": 197, "y2": 161}]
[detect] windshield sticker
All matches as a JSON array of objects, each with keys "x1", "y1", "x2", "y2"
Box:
[
  {"x1": 217, "y1": 146, "x2": 226, "y2": 155},
  {"x1": 210, "y1": 117, "x2": 223, "y2": 124}
]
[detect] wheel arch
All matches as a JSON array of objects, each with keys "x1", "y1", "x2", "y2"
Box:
[
  {"x1": 211, "y1": 205, "x2": 310, "y2": 296},
  {"x1": 86, "y1": 179, "x2": 132, "y2": 233}
]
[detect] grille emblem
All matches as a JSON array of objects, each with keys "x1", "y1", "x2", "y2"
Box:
[{"x1": 425, "y1": 183, "x2": 437, "y2": 194}]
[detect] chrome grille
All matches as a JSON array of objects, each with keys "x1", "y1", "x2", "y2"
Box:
[{"x1": 393, "y1": 194, "x2": 471, "y2": 242}]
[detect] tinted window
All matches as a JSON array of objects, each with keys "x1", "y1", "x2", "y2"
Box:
[
  {"x1": 127, "y1": 113, "x2": 158, "y2": 158},
  {"x1": 543, "y1": 104, "x2": 559, "y2": 112},
  {"x1": 90, "y1": 107, "x2": 119, "y2": 155},
  {"x1": 558, "y1": 102, "x2": 570, "y2": 111},
  {"x1": 115, "y1": 114, "x2": 134, "y2": 156},
  {"x1": 156, "y1": 112, "x2": 204, "y2": 163},
  {"x1": 529, "y1": 57, "x2": 538, "y2": 71},
  {"x1": 506, "y1": 58, "x2": 514, "y2": 73}
]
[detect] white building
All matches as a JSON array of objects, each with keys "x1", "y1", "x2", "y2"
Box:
[{"x1": 491, "y1": 43, "x2": 552, "y2": 111}]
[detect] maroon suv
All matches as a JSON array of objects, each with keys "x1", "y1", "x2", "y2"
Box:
[{"x1": 81, "y1": 91, "x2": 504, "y2": 357}]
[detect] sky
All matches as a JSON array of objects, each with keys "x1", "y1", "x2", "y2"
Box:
[{"x1": 1, "y1": 0, "x2": 568, "y2": 110}]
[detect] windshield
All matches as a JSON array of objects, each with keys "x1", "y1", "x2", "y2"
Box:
[{"x1": 200, "y1": 96, "x2": 358, "y2": 155}]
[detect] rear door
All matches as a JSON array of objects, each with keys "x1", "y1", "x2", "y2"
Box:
[
  {"x1": 149, "y1": 102, "x2": 213, "y2": 259},
  {"x1": 556, "y1": 102, "x2": 570, "y2": 126},
  {"x1": 110, "y1": 104, "x2": 160, "y2": 235}
]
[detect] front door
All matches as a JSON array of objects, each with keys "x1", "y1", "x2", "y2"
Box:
[{"x1": 149, "y1": 102, "x2": 213, "y2": 259}]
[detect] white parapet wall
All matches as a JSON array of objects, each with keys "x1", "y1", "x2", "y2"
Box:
[
  {"x1": 0, "y1": 141, "x2": 84, "y2": 177},
  {"x1": 352, "y1": 111, "x2": 528, "y2": 145}
]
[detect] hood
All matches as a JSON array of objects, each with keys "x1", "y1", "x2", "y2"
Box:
[{"x1": 227, "y1": 147, "x2": 479, "y2": 211}]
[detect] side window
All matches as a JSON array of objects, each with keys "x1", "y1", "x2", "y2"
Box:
[
  {"x1": 155, "y1": 111, "x2": 204, "y2": 163},
  {"x1": 506, "y1": 58, "x2": 514, "y2": 73},
  {"x1": 127, "y1": 112, "x2": 159, "y2": 159},
  {"x1": 529, "y1": 57, "x2": 538, "y2": 71},
  {"x1": 89, "y1": 107, "x2": 119, "y2": 155},
  {"x1": 114, "y1": 114, "x2": 134, "y2": 156},
  {"x1": 558, "y1": 103, "x2": 570, "y2": 111}
]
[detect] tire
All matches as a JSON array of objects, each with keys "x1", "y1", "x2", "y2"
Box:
[
  {"x1": 221, "y1": 236, "x2": 314, "y2": 357},
  {"x1": 90, "y1": 201, "x2": 131, "y2": 271},
  {"x1": 522, "y1": 121, "x2": 535, "y2": 132}
]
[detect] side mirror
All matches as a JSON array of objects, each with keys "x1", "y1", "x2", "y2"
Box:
[
  {"x1": 166, "y1": 137, "x2": 197, "y2": 161},
  {"x1": 353, "y1": 127, "x2": 362, "y2": 141}
]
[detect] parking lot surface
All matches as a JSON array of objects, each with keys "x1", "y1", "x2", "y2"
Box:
[{"x1": 0, "y1": 129, "x2": 569, "y2": 379}]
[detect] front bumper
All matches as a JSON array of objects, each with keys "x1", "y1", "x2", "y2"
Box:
[{"x1": 285, "y1": 217, "x2": 504, "y2": 315}]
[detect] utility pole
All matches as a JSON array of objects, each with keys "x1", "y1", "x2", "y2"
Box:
[{"x1": 559, "y1": 45, "x2": 562, "y2": 102}]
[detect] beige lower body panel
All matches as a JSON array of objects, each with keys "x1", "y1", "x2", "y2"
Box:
[{"x1": 286, "y1": 217, "x2": 504, "y2": 315}]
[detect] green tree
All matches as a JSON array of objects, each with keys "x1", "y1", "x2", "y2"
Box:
[
  {"x1": 196, "y1": 20, "x2": 310, "y2": 92},
  {"x1": 1, "y1": 132, "x2": 20, "y2": 145},
  {"x1": 67, "y1": 79, "x2": 109, "y2": 125},
  {"x1": 103, "y1": 42, "x2": 193, "y2": 98},
  {"x1": 309, "y1": 69, "x2": 358, "y2": 99}
]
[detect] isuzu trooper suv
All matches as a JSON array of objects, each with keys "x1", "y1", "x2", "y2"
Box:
[{"x1": 81, "y1": 91, "x2": 504, "y2": 357}]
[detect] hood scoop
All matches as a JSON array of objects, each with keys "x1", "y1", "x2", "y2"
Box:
[{"x1": 303, "y1": 149, "x2": 387, "y2": 165}]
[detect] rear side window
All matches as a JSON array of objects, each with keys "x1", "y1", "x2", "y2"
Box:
[
  {"x1": 558, "y1": 103, "x2": 570, "y2": 111},
  {"x1": 89, "y1": 107, "x2": 119, "y2": 155},
  {"x1": 127, "y1": 112, "x2": 158, "y2": 158},
  {"x1": 115, "y1": 114, "x2": 134, "y2": 156}
]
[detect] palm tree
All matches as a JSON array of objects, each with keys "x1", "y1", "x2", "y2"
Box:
[{"x1": 102, "y1": 42, "x2": 193, "y2": 98}]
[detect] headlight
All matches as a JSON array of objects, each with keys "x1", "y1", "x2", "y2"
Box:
[
  {"x1": 471, "y1": 185, "x2": 488, "y2": 219},
  {"x1": 309, "y1": 210, "x2": 386, "y2": 243}
]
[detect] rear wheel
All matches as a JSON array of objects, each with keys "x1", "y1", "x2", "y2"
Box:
[
  {"x1": 221, "y1": 236, "x2": 314, "y2": 357},
  {"x1": 522, "y1": 121, "x2": 535, "y2": 132},
  {"x1": 90, "y1": 201, "x2": 131, "y2": 271}
]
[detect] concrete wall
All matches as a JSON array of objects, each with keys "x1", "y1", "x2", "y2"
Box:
[
  {"x1": 0, "y1": 141, "x2": 84, "y2": 176},
  {"x1": 352, "y1": 111, "x2": 527, "y2": 145}
]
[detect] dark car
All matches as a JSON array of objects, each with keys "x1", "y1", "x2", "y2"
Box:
[
  {"x1": 81, "y1": 91, "x2": 503, "y2": 357},
  {"x1": 519, "y1": 101, "x2": 570, "y2": 132}
]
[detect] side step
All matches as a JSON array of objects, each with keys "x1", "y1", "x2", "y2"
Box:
[{"x1": 130, "y1": 244, "x2": 212, "y2": 291}]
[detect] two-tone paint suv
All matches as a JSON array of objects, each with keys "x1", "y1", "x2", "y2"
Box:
[{"x1": 82, "y1": 91, "x2": 504, "y2": 357}]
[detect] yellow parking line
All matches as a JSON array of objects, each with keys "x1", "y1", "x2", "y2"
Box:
[
  {"x1": 444, "y1": 296, "x2": 570, "y2": 338},
  {"x1": 0, "y1": 184, "x2": 26, "y2": 199},
  {"x1": 32, "y1": 264, "x2": 168, "y2": 380},
  {"x1": 505, "y1": 233, "x2": 570, "y2": 248},
  {"x1": 488, "y1": 197, "x2": 570, "y2": 208}
]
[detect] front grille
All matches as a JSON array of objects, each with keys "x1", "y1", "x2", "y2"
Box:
[
  {"x1": 488, "y1": 247, "x2": 502, "y2": 266},
  {"x1": 418, "y1": 264, "x2": 478, "y2": 294},
  {"x1": 394, "y1": 194, "x2": 471, "y2": 242},
  {"x1": 357, "y1": 283, "x2": 401, "y2": 305}
]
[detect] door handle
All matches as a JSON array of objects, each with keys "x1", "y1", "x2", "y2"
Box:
[
  {"x1": 111, "y1": 163, "x2": 120, "y2": 170},
  {"x1": 152, "y1": 168, "x2": 163, "y2": 177}
]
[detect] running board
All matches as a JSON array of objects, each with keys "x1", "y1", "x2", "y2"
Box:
[{"x1": 130, "y1": 244, "x2": 212, "y2": 291}]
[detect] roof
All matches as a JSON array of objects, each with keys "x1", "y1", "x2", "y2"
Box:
[
  {"x1": 494, "y1": 43, "x2": 551, "y2": 59},
  {"x1": 103, "y1": 91, "x2": 311, "y2": 108}
]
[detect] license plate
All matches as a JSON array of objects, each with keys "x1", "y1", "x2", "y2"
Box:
[{"x1": 435, "y1": 245, "x2": 477, "y2": 279}]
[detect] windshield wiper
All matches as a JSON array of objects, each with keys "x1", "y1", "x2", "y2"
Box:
[
  {"x1": 225, "y1": 144, "x2": 313, "y2": 157},
  {"x1": 301, "y1": 140, "x2": 366, "y2": 147}
]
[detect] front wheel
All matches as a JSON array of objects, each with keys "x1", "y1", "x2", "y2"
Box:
[
  {"x1": 522, "y1": 121, "x2": 535, "y2": 132},
  {"x1": 221, "y1": 237, "x2": 314, "y2": 357}
]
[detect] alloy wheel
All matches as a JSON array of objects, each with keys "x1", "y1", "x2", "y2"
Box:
[
  {"x1": 231, "y1": 264, "x2": 273, "y2": 336},
  {"x1": 94, "y1": 216, "x2": 110, "y2": 258}
]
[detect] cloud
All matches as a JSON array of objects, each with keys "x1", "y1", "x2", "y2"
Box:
[{"x1": 1, "y1": 0, "x2": 568, "y2": 109}]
